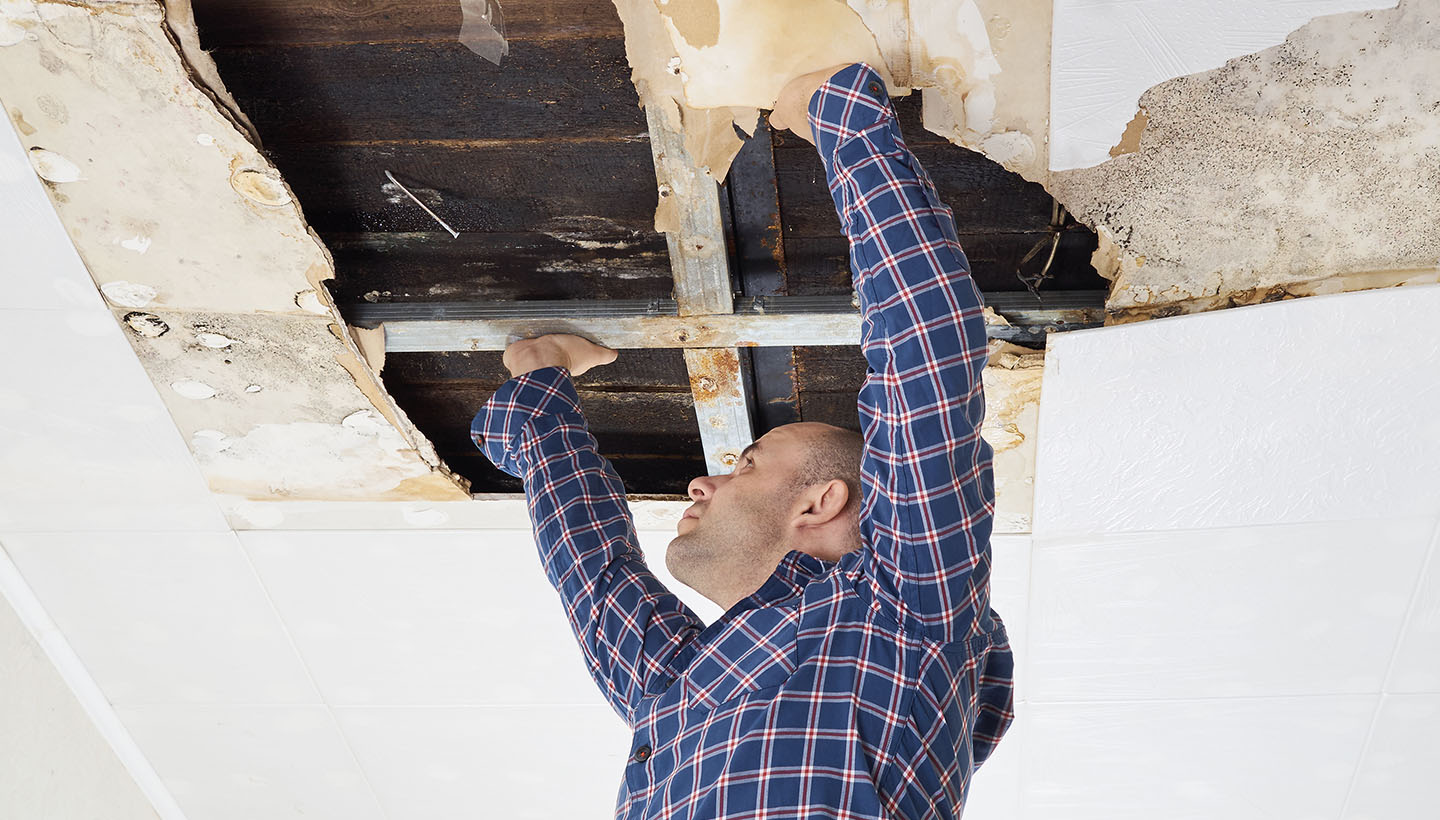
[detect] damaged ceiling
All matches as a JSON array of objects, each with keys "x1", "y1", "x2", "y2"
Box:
[{"x1": 3, "y1": 0, "x2": 1434, "y2": 515}]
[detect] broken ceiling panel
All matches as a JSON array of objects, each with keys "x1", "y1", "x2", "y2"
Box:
[
  {"x1": 1051, "y1": 0, "x2": 1440, "y2": 320},
  {"x1": 0, "y1": 0, "x2": 467, "y2": 501},
  {"x1": 1047, "y1": 0, "x2": 1396, "y2": 172}
]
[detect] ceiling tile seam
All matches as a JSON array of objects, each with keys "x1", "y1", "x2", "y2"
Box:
[
  {"x1": 1023, "y1": 693, "x2": 1388, "y2": 706},
  {"x1": 231, "y1": 533, "x2": 394, "y2": 820},
  {"x1": 0, "y1": 539, "x2": 191, "y2": 820},
  {"x1": 1375, "y1": 515, "x2": 1440, "y2": 695},
  {"x1": 1028, "y1": 513, "x2": 1440, "y2": 551},
  {"x1": 1336, "y1": 691, "x2": 1394, "y2": 819}
]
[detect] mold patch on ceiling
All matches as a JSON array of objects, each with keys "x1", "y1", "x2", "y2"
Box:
[
  {"x1": 0, "y1": 0, "x2": 467, "y2": 501},
  {"x1": 1051, "y1": 0, "x2": 1440, "y2": 321}
]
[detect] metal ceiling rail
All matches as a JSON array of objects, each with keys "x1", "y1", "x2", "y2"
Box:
[{"x1": 342, "y1": 290, "x2": 1108, "y2": 352}]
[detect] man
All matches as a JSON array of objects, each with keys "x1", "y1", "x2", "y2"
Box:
[{"x1": 474, "y1": 62, "x2": 1013, "y2": 819}]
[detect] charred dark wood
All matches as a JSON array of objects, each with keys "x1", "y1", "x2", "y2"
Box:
[
  {"x1": 190, "y1": 0, "x2": 624, "y2": 47},
  {"x1": 206, "y1": 39, "x2": 643, "y2": 144}
]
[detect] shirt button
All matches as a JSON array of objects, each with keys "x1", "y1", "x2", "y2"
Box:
[
  {"x1": 633, "y1": 744, "x2": 652, "y2": 763},
  {"x1": 868, "y1": 81, "x2": 881, "y2": 94}
]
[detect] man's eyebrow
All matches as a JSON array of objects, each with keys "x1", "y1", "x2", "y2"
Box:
[{"x1": 738, "y1": 441, "x2": 761, "y2": 463}]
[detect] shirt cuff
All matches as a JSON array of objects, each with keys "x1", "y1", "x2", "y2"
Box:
[
  {"x1": 471, "y1": 365, "x2": 581, "y2": 476},
  {"x1": 807, "y1": 62, "x2": 894, "y2": 164}
]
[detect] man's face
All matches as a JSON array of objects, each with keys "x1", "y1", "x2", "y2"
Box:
[{"x1": 665, "y1": 423, "x2": 828, "y2": 609}]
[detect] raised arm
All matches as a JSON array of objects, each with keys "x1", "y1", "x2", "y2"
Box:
[
  {"x1": 473, "y1": 337, "x2": 704, "y2": 723},
  {"x1": 806, "y1": 64, "x2": 997, "y2": 645}
]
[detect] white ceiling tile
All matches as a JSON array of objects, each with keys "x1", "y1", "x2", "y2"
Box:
[
  {"x1": 0, "y1": 120, "x2": 109, "y2": 313},
  {"x1": 0, "y1": 309, "x2": 226, "y2": 532},
  {"x1": 240, "y1": 529, "x2": 615, "y2": 706},
  {"x1": 1387, "y1": 521, "x2": 1440, "y2": 693},
  {"x1": 334, "y1": 704, "x2": 630, "y2": 820},
  {"x1": 1034, "y1": 285, "x2": 1440, "y2": 536},
  {"x1": 991, "y1": 534, "x2": 1031, "y2": 704},
  {"x1": 1343, "y1": 694, "x2": 1440, "y2": 820},
  {"x1": 2, "y1": 531, "x2": 319, "y2": 705},
  {"x1": 116, "y1": 705, "x2": 384, "y2": 820},
  {"x1": 1028, "y1": 518, "x2": 1432, "y2": 701},
  {"x1": 1022, "y1": 696, "x2": 1374, "y2": 820}
]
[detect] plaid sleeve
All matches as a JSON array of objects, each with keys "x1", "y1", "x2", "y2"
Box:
[
  {"x1": 472, "y1": 366, "x2": 705, "y2": 723},
  {"x1": 809, "y1": 64, "x2": 996, "y2": 645}
]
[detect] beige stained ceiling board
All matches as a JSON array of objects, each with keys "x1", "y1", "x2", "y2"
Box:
[
  {"x1": 621, "y1": 0, "x2": 1439, "y2": 321},
  {"x1": 0, "y1": 0, "x2": 467, "y2": 501}
]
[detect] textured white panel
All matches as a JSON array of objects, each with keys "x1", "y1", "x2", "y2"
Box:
[
  {"x1": 1386, "y1": 521, "x2": 1440, "y2": 693},
  {"x1": 1029, "y1": 518, "x2": 1432, "y2": 702},
  {"x1": 3, "y1": 531, "x2": 318, "y2": 705},
  {"x1": 989, "y1": 534, "x2": 1031, "y2": 704},
  {"x1": 0, "y1": 309, "x2": 227, "y2": 532},
  {"x1": 1049, "y1": 0, "x2": 1392, "y2": 170},
  {"x1": 117, "y1": 705, "x2": 385, "y2": 820},
  {"x1": 1034, "y1": 286, "x2": 1440, "y2": 536},
  {"x1": 1344, "y1": 695, "x2": 1440, "y2": 820},
  {"x1": 1023, "y1": 697, "x2": 1374, "y2": 820},
  {"x1": 0, "y1": 580, "x2": 164, "y2": 820},
  {"x1": 240, "y1": 529, "x2": 609, "y2": 706},
  {"x1": 334, "y1": 704, "x2": 630, "y2": 820},
  {"x1": 0, "y1": 116, "x2": 109, "y2": 312}
]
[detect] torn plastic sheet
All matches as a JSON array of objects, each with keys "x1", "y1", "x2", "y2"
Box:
[{"x1": 459, "y1": 0, "x2": 508, "y2": 65}]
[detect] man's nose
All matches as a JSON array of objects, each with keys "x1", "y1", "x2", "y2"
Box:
[{"x1": 687, "y1": 473, "x2": 727, "y2": 501}]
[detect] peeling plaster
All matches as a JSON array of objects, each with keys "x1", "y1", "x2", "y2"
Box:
[
  {"x1": 1051, "y1": 0, "x2": 1440, "y2": 319},
  {"x1": 623, "y1": 0, "x2": 1437, "y2": 319},
  {"x1": 0, "y1": 0, "x2": 467, "y2": 501}
]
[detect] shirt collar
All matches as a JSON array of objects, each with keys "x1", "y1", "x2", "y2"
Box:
[{"x1": 730, "y1": 549, "x2": 834, "y2": 615}]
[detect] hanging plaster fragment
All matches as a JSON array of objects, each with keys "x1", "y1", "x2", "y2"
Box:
[
  {"x1": 171, "y1": 380, "x2": 217, "y2": 400},
  {"x1": 101, "y1": 281, "x2": 159, "y2": 308},
  {"x1": 195, "y1": 331, "x2": 238, "y2": 349},
  {"x1": 229, "y1": 167, "x2": 291, "y2": 207},
  {"x1": 28, "y1": 147, "x2": 81, "y2": 183},
  {"x1": 123, "y1": 312, "x2": 169, "y2": 337},
  {"x1": 119, "y1": 235, "x2": 152, "y2": 254},
  {"x1": 458, "y1": 0, "x2": 508, "y2": 65},
  {"x1": 295, "y1": 289, "x2": 330, "y2": 315},
  {"x1": 658, "y1": 0, "x2": 891, "y2": 109}
]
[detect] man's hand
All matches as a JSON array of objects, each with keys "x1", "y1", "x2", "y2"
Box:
[
  {"x1": 768, "y1": 63, "x2": 854, "y2": 145},
  {"x1": 502, "y1": 334, "x2": 618, "y2": 378}
]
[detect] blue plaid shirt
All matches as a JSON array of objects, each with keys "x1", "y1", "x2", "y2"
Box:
[{"x1": 474, "y1": 63, "x2": 1013, "y2": 820}]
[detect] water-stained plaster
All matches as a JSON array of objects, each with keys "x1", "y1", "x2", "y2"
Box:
[
  {"x1": 0, "y1": 0, "x2": 466, "y2": 501},
  {"x1": 1048, "y1": 0, "x2": 1394, "y2": 172},
  {"x1": 1051, "y1": 0, "x2": 1440, "y2": 320},
  {"x1": 626, "y1": 0, "x2": 1438, "y2": 319}
]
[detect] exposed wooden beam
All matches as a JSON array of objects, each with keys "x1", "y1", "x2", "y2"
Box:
[
  {"x1": 643, "y1": 102, "x2": 753, "y2": 475},
  {"x1": 347, "y1": 291, "x2": 1108, "y2": 352}
]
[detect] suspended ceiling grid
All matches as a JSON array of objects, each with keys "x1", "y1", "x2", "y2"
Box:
[{"x1": 187, "y1": 0, "x2": 1106, "y2": 495}]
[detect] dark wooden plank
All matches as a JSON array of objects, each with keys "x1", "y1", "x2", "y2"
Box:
[
  {"x1": 385, "y1": 380, "x2": 706, "y2": 493},
  {"x1": 269, "y1": 139, "x2": 658, "y2": 234},
  {"x1": 794, "y1": 346, "x2": 866, "y2": 395},
  {"x1": 783, "y1": 230, "x2": 1102, "y2": 295},
  {"x1": 209, "y1": 39, "x2": 644, "y2": 144},
  {"x1": 191, "y1": 0, "x2": 623, "y2": 47},
  {"x1": 797, "y1": 392, "x2": 864, "y2": 432},
  {"x1": 451, "y1": 451, "x2": 701, "y2": 495},
  {"x1": 775, "y1": 139, "x2": 1056, "y2": 237},
  {"x1": 322, "y1": 230, "x2": 673, "y2": 304}
]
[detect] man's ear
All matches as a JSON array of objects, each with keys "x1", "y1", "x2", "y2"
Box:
[{"x1": 792, "y1": 478, "x2": 850, "y2": 529}]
